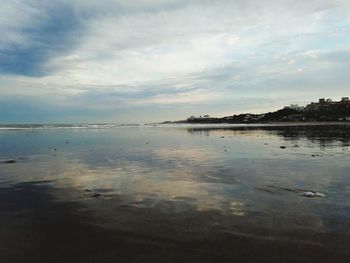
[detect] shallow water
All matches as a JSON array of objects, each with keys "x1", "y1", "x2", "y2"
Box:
[{"x1": 1, "y1": 124, "x2": 350, "y2": 262}]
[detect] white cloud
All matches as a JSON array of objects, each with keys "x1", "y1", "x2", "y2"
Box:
[{"x1": 1, "y1": 0, "x2": 350, "y2": 122}]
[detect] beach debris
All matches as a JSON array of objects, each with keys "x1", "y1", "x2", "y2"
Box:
[
  {"x1": 1, "y1": 159, "x2": 16, "y2": 164},
  {"x1": 280, "y1": 146, "x2": 286, "y2": 149},
  {"x1": 220, "y1": 136, "x2": 225, "y2": 138},
  {"x1": 90, "y1": 193, "x2": 102, "y2": 198},
  {"x1": 301, "y1": 191, "x2": 325, "y2": 198},
  {"x1": 257, "y1": 185, "x2": 325, "y2": 198},
  {"x1": 84, "y1": 189, "x2": 102, "y2": 198}
]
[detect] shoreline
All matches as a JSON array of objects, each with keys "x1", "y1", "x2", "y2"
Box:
[
  {"x1": 0, "y1": 122, "x2": 349, "y2": 131},
  {"x1": 159, "y1": 121, "x2": 350, "y2": 127}
]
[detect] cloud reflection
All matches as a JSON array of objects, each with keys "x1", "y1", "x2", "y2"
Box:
[{"x1": 1, "y1": 126, "x2": 350, "y2": 238}]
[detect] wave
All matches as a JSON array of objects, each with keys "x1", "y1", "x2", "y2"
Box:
[
  {"x1": 0, "y1": 124, "x2": 143, "y2": 130},
  {"x1": 0, "y1": 123, "x2": 267, "y2": 130},
  {"x1": 1, "y1": 122, "x2": 334, "y2": 130}
]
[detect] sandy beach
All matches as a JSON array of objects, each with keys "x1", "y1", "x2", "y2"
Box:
[{"x1": 1, "y1": 124, "x2": 350, "y2": 262}]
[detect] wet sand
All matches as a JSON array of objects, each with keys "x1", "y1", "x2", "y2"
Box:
[
  {"x1": 1, "y1": 182, "x2": 349, "y2": 263},
  {"x1": 1, "y1": 124, "x2": 350, "y2": 262}
]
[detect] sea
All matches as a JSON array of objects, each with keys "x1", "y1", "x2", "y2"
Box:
[{"x1": 0, "y1": 123, "x2": 350, "y2": 262}]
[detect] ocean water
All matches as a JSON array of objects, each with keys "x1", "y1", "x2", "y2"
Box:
[{"x1": 0, "y1": 124, "x2": 350, "y2": 262}]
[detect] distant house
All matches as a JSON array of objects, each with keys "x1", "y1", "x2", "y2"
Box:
[
  {"x1": 187, "y1": 115, "x2": 213, "y2": 122},
  {"x1": 284, "y1": 104, "x2": 305, "y2": 111},
  {"x1": 187, "y1": 116, "x2": 196, "y2": 121},
  {"x1": 305, "y1": 97, "x2": 349, "y2": 112}
]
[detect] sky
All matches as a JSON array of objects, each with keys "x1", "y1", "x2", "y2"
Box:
[{"x1": 1, "y1": 0, "x2": 350, "y2": 123}]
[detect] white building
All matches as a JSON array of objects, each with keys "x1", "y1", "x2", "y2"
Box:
[{"x1": 285, "y1": 104, "x2": 305, "y2": 111}]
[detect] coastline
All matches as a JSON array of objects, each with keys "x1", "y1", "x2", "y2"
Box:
[{"x1": 159, "y1": 121, "x2": 350, "y2": 127}]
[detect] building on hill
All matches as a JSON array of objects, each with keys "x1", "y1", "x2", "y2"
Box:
[
  {"x1": 304, "y1": 97, "x2": 349, "y2": 112},
  {"x1": 187, "y1": 115, "x2": 216, "y2": 122},
  {"x1": 284, "y1": 104, "x2": 305, "y2": 111},
  {"x1": 185, "y1": 96, "x2": 350, "y2": 123},
  {"x1": 187, "y1": 115, "x2": 210, "y2": 121}
]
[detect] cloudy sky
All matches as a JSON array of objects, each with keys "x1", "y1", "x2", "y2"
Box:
[{"x1": 1, "y1": 0, "x2": 350, "y2": 123}]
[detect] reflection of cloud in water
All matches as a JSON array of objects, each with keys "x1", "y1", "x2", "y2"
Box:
[
  {"x1": 1, "y1": 125, "x2": 350, "y2": 243},
  {"x1": 153, "y1": 147, "x2": 209, "y2": 162},
  {"x1": 49, "y1": 154, "x2": 342, "y2": 235},
  {"x1": 60, "y1": 159, "x2": 245, "y2": 216}
]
